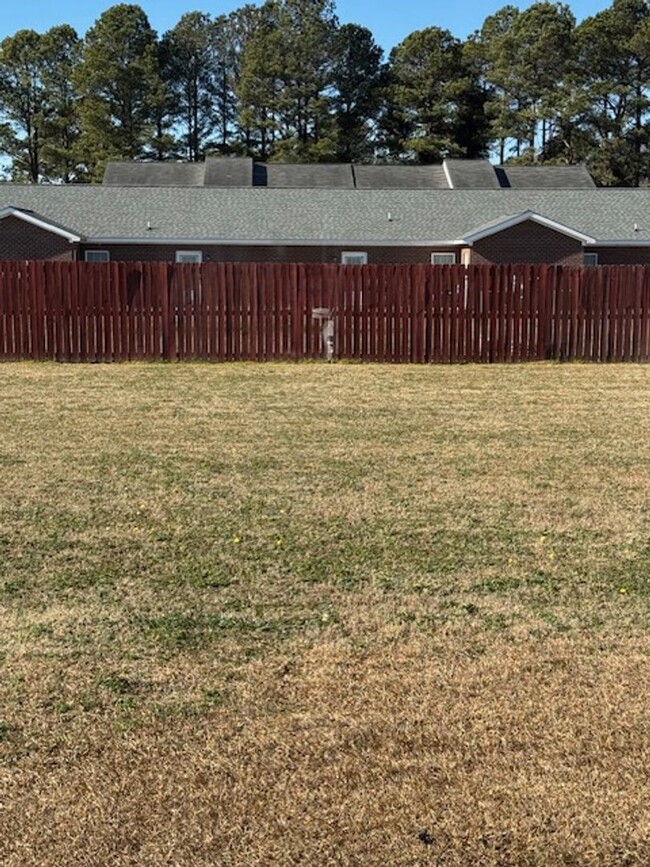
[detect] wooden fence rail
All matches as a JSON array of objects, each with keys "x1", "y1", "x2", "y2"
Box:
[{"x1": 1, "y1": 261, "x2": 650, "y2": 363}]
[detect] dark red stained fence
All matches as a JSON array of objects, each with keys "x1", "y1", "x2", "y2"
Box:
[{"x1": 1, "y1": 260, "x2": 650, "y2": 363}]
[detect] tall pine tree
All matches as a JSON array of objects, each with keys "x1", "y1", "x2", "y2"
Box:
[
  {"x1": 382, "y1": 27, "x2": 490, "y2": 163},
  {"x1": 576, "y1": 0, "x2": 650, "y2": 185},
  {"x1": 0, "y1": 26, "x2": 81, "y2": 181},
  {"x1": 237, "y1": 0, "x2": 338, "y2": 161},
  {"x1": 331, "y1": 24, "x2": 385, "y2": 162},
  {"x1": 476, "y1": 2, "x2": 576, "y2": 162},
  {"x1": 162, "y1": 12, "x2": 220, "y2": 161},
  {"x1": 76, "y1": 4, "x2": 165, "y2": 179}
]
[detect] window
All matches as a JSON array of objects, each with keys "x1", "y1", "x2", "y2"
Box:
[
  {"x1": 176, "y1": 250, "x2": 203, "y2": 264},
  {"x1": 431, "y1": 252, "x2": 456, "y2": 265},
  {"x1": 85, "y1": 250, "x2": 109, "y2": 263},
  {"x1": 584, "y1": 252, "x2": 599, "y2": 266},
  {"x1": 341, "y1": 251, "x2": 368, "y2": 265}
]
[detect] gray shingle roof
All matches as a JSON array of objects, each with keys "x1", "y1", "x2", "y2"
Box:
[
  {"x1": 263, "y1": 163, "x2": 355, "y2": 188},
  {"x1": 353, "y1": 165, "x2": 449, "y2": 189},
  {"x1": 102, "y1": 157, "x2": 598, "y2": 191},
  {"x1": 1, "y1": 185, "x2": 648, "y2": 243},
  {"x1": 103, "y1": 161, "x2": 206, "y2": 186},
  {"x1": 204, "y1": 157, "x2": 253, "y2": 187},
  {"x1": 444, "y1": 159, "x2": 501, "y2": 189},
  {"x1": 501, "y1": 165, "x2": 596, "y2": 189}
]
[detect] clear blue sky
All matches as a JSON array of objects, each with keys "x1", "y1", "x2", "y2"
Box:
[{"x1": 0, "y1": 0, "x2": 614, "y2": 53}]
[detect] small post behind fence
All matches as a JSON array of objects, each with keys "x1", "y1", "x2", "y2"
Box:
[{"x1": 311, "y1": 306, "x2": 335, "y2": 360}]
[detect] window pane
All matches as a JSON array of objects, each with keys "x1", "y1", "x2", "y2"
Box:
[
  {"x1": 176, "y1": 251, "x2": 203, "y2": 264},
  {"x1": 342, "y1": 252, "x2": 367, "y2": 265},
  {"x1": 85, "y1": 250, "x2": 109, "y2": 262}
]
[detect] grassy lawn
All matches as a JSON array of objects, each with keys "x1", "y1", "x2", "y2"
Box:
[{"x1": 1, "y1": 361, "x2": 649, "y2": 866}]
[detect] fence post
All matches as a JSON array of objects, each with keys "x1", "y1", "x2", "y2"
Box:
[
  {"x1": 28, "y1": 260, "x2": 46, "y2": 360},
  {"x1": 161, "y1": 263, "x2": 175, "y2": 360}
]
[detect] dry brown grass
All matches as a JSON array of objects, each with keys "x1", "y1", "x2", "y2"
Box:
[{"x1": 1, "y1": 362, "x2": 649, "y2": 865}]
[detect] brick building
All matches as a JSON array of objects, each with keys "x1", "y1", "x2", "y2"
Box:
[{"x1": 0, "y1": 158, "x2": 649, "y2": 265}]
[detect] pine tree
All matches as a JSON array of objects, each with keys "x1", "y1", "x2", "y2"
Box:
[
  {"x1": 237, "y1": 0, "x2": 338, "y2": 161},
  {"x1": 236, "y1": 3, "x2": 282, "y2": 159},
  {"x1": 0, "y1": 27, "x2": 81, "y2": 182},
  {"x1": 382, "y1": 27, "x2": 490, "y2": 163},
  {"x1": 477, "y1": 3, "x2": 575, "y2": 162},
  {"x1": 162, "y1": 12, "x2": 220, "y2": 162},
  {"x1": 75, "y1": 4, "x2": 165, "y2": 179},
  {"x1": 211, "y1": 10, "x2": 259, "y2": 153},
  {"x1": 576, "y1": 0, "x2": 650, "y2": 185},
  {"x1": 331, "y1": 24, "x2": 385, "y2": 162},
  {"x1": 39, "y1": 26, "x2": 84, "y2": 181}
]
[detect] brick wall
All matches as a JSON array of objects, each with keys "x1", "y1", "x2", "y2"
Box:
[
  {"x1": 470, "y1": 220, "x2": 583, "y2": 266},
  {"x1": 77, "y1": 244, "x2": 460, "y2": 264},
  {"x1": 0, "y1": 217, "x2": 76, "y2": 261},
  {"x1": 5, "y1": 220, "x2": 650, "y2": 266},
  {"x1": 590, "y1": 247, "x2": 650, "y2": 265}
]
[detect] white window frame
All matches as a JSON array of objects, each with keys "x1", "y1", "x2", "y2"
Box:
[
  {"x1": 175, "y1": 250, "x2": 203, "y2": 264},
  {"x1": 85, "y1": 250, "x2": 110, "y2": 263},
  {"x1": 431, "y1": 252, "x2": 456, "y2": 265},
  {"x1": 583, "y1": 252, "x2": 599, "y2": 266},
  {"x1": 341, "y1": 251, "x2": 368, "y2": 265}
]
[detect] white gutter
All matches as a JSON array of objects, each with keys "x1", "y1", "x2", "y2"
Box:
[
  {"x1": 0, "y1": 207, "x2": 81, "y2": 242},
  {"x1": 83, "y1": 237, "x2": 467, "y2": 247},
  {"x1": 586, "y1": 239, "x2": 650, "y2": 247},
  {"x1": 463, "y1": 210, "x2": 596, "y2": 245}
]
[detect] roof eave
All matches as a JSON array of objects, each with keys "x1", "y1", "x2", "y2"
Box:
[
  {"x1": 83, "y1": 237, "x2": 467, "y2": 247},
  {"x1": 587, "y1": 239, "x2": 650, "y2": 247},
  {"x1": 463, "y1": 210, "x2": 596, "y2": 245},
  {"x1": 0, "y1": 206, "x2": 81, "y2": 243}
]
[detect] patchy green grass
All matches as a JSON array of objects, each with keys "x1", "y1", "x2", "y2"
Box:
[{"x1": 1, "y1": 362, "x2": 649, "y2": 866}]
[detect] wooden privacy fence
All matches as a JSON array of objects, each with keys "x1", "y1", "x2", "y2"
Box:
[{"x1": 1, "y1": 260, "x2": 650, "y2": 363}]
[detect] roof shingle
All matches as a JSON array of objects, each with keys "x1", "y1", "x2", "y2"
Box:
[
  {"x1": 501, "y1": 165, "x2": 596, "y2": 189},
  {"x1": 0, "y1": 185, "x2": 647, "y2": 243},
  {"x1": 444, "y1": 159, "x2": 501, "y2": 189}
]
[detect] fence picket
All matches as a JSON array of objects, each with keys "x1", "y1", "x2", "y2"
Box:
[{"x1": 1, "y1": 261, "x2": 650, "y2": 364}]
